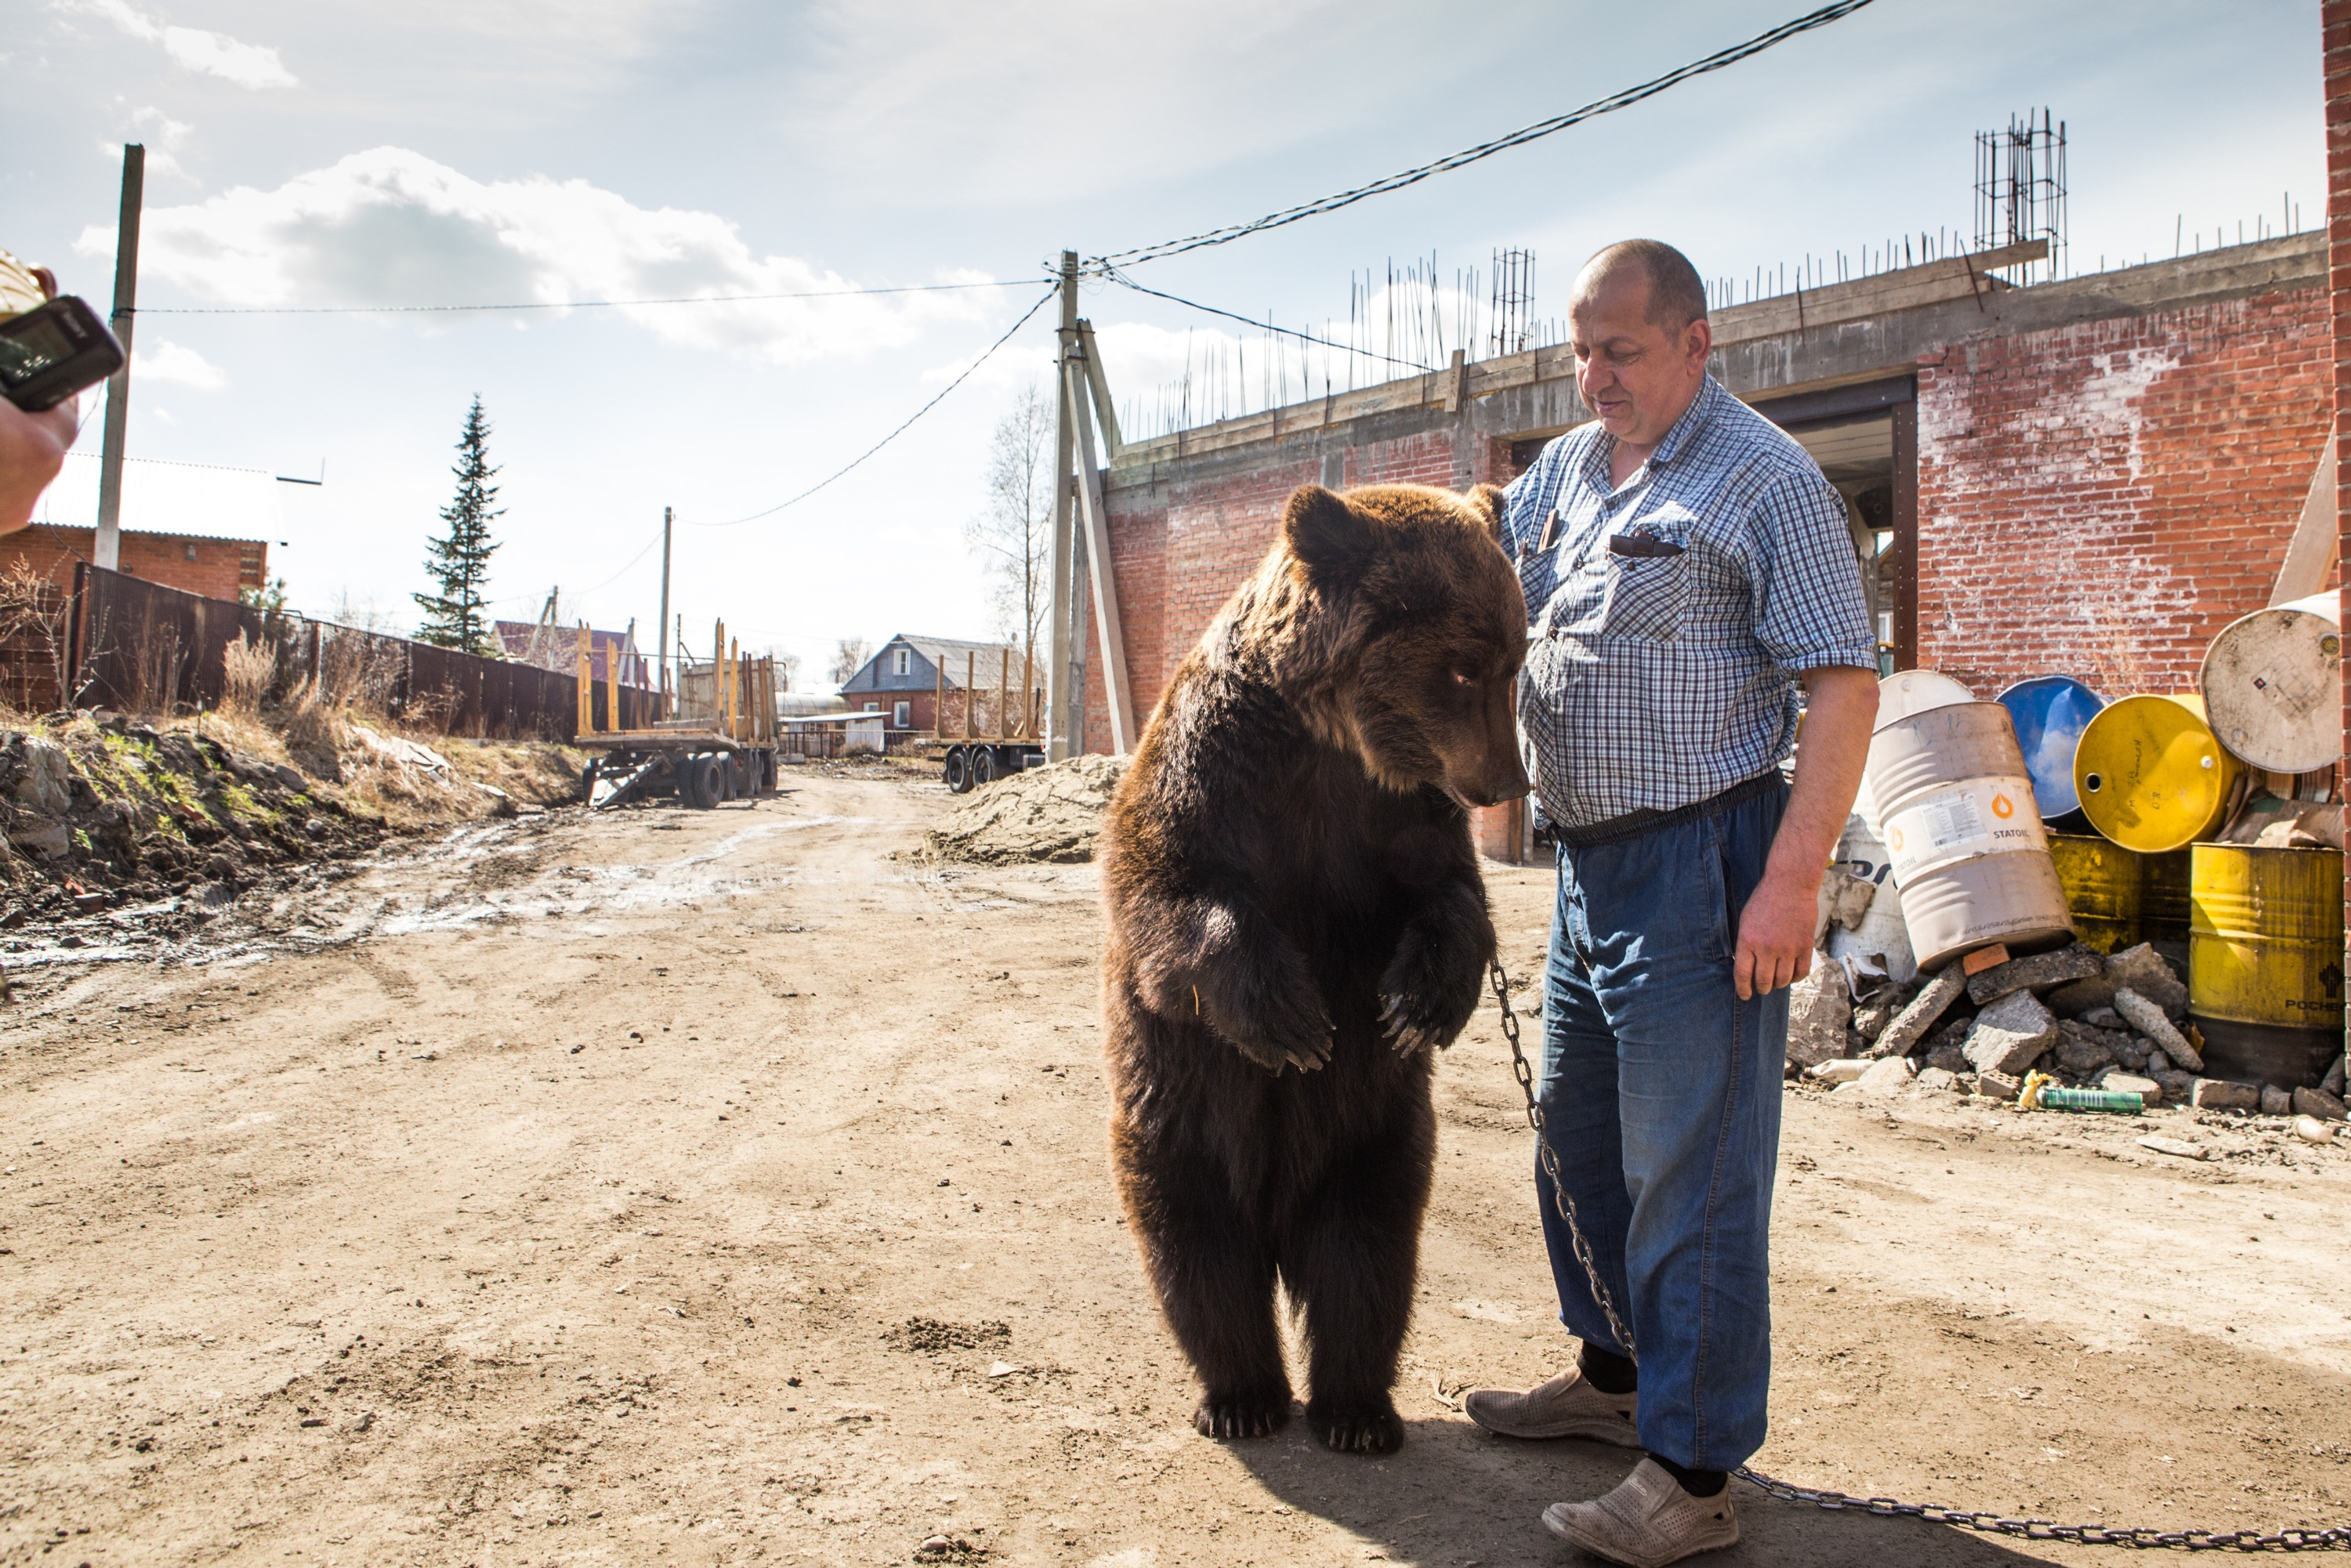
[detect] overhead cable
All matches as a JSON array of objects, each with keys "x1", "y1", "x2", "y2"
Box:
[
  {"x1": 139, "y1": 277, "x2": 1039, "y2": 316},
  {"x1": 686, "y1": 284, "x2": 1059, "y2": 529},
  {"x1": 1099, "y1": 269, "x2": 1436, "y2": 374},
  {"x1": 1090, "y1": 0, "x2": 1879, "y2": 270}
]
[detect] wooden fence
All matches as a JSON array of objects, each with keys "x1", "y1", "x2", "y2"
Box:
[{"x1": 43, "y1": 564, "x2": 657, "y2": 740}]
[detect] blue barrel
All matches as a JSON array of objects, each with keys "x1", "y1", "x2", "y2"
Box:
[{"x1": 1997, "y1": 675, "x2": 2106, "y2": 824}]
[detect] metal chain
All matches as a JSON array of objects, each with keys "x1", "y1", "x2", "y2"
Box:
[{"x1": 1484, "y1": 955, "x2": 2351, "y2": 1552}]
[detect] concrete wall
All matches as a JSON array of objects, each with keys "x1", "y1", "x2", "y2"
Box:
[{"x1": 1914, "y1": 286, "x2": 2331, "y2": 695}]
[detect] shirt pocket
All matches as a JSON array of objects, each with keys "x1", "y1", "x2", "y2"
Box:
[{"x1": 1598, "y1": 526, "x2": 1693, "y2": 642}]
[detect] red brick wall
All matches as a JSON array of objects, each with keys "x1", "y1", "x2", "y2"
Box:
[
  {"x1": 2326, "y1": 0, "x2": 2351, "y2": 959},
  {"x1": 1082, "y1": 433, "x2": 1519, "y2": 749},
  {"x1": 1913, "y1": 292, "x2": 2331, "y2": 697},
  {"x1": 2, "y1": 524, "x2": 263, "y2": 602}
]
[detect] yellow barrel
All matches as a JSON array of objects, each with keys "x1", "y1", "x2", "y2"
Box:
[
  {"x1": 2141, "y1": 848, "x2": 2193, "y2": 943},
  {"x1": 2198, "y1": 590, "x2": 2342, "y2": 774},
  {"x1": 2189, "y1": 843, "x2": 2346, "y2": 1087},
  {"x1": 2048, "y1": 833, "x2": 2141, "y2": 954},
  {"x1": 1867, "y1": 701, "x2": 2074, "y2": 970},
  {"x1": 2074, "y1": 694, "x2": 2248, "y2": 853}
]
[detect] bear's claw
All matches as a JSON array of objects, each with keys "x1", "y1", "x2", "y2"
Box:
[
  {"x1": 1194, "y1": 1396, "x2": 1291, "y2": 1440},
  {"x1": 1307, "y1": 1400, "x2": 1404, "y2": 1454},
  {"x1": 1378, "y1": 991, "x2": 1447, "y2": 1058}
]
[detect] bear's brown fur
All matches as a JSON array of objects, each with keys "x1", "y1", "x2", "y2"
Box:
[{"x1": 1099, "y1": 482, "x2": 1528, "y2": 1454}]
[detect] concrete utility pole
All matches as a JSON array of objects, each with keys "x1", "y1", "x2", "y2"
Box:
[
  {"x1": 94, "y1": 143, "x2": 144, "y2": 573},
  {"x1": 657, "y1": 505, "x2": 673, "y2": 713},
  {"x1": 1045, "y1": 252, "x2": 1080, "y2": 760}
]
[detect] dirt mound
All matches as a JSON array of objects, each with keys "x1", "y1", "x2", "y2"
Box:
[{"x1": 922, "y1": 753, "x2": 1127, "y2": 864}]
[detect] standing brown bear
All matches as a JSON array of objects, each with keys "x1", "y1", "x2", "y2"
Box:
[{"x1": 1099, "y1": 481, "x2": 1529, "y2": 1455}]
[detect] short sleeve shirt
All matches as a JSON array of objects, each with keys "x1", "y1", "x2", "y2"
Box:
[{"x1": 1501, "y1": 375, "x2": 1876, "y2": 828}]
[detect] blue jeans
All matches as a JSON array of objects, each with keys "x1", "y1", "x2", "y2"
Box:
[{"x1": 1535, "y1": 780, "x2": 1789, "y2": 1472}]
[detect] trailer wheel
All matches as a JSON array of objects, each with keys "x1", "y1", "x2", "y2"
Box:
[
  {"x1": 683, "y1": 755, "x2": 719, "y2": 810},
  {"x1": 944, "y1": 746, "x2": 972, "y2": 794},
  {"x1": 972, "y1": 745, "x2": 998, "y2": 787}
]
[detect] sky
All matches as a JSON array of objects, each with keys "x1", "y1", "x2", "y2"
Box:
[{"x1": 4, "y1": 0, "x2": 2327, "y2": 687}]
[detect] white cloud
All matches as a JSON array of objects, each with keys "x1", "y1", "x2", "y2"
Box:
[
  {"x1": 134, "y1": 337, "x2": 226, "y2": 390},
  {"x1": 95, "y1": 106, "x2": 194, "y2": 180},
  {"x1": 55, "y1": 0, "x2": 296, "y2": 88},
  {"x1": 76, "y1": 147, "x2": 1002, "y2": 365}
]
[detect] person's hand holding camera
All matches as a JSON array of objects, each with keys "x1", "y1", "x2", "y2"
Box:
[{"x1": 0, "y1": 265, "x2": 82, "y2": 536}]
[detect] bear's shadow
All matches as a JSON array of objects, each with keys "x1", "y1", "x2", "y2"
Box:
[{"x1": 1222, "y1": 1413, "x2": 2084, "y2": 1567}]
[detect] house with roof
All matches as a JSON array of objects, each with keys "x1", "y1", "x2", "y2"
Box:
[
  {"x1": 494, "y1": 617, "x2": 649, "y2": 688},
  {"x1": 14, "y1": 450, "x2": 281, "y2": 599},
  {"x1": 839, "y1": 633, "x2": 1031, "y2": 732}
]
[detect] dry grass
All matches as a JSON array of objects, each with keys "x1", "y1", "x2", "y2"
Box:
[{"x1": 219, "y1": 631, "x2": 276, "y2": 717}]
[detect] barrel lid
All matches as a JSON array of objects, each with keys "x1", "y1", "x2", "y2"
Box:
[
  {"x1": 2074, "y1": 693, "x2": 2245, "y2": 853},
  {"x1": 2198, "y1": 598, "x2": 2345, "y2": 773},
  {"x1": 1874, "y1": 669, "x2": 1973, "y2": 733},
  {"x1": 1996, "y1": 675, "x2": 2106, "y2": 821}
]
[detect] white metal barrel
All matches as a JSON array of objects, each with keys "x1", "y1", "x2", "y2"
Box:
[
  {"x1": 1865, "y1": 701, "x2": 2075, "y2": 971},
  {"x1": 1858, "y1": 669, "x2": 1976, "y2": 831},
  {"x1": 2198, "y1": 588, "x2": 2342, "y2": 774}
]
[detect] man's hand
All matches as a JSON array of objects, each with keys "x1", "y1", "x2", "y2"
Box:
[
  {"x1": 0, "y1": 264, "x2": 81, "y2": 535},
  {"x1": 1735, "y1": 664, "x2": 1878, "y2": 1001},
  {"x1": 0, "y1": 397, "x2": 78, "y2": 536}
]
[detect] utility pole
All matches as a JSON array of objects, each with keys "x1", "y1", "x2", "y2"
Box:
[
  {"x1": 656, "y1": 505, "x2": 673, "y2": 715},
  {"x1": 1045, "y1": 252, "x2": 1079, "y2": 760},
  {"x1": 94, "y1": 143, "x2": 144, "y2": 573}
]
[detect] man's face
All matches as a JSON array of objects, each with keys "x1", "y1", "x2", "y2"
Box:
[{"x1": 1567, "y1": 267, "x2": 1712, "y2": 448}]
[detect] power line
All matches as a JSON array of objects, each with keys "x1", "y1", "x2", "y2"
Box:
[
  {"x1": 686, "y1": 284, "x2": 1060, "y2": 529},
  {"x1": 1090, "y1": 0, "x2": 1880, "y2": 270},
  {"x1": 1099, "y1": 269, "x2": 1436, "y2": 373},
  {"x1": 139, "y1": 277, "x2": 1039, "y2": 316}
]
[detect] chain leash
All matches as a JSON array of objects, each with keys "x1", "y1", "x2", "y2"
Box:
[{"x1": 1484, "y1": 955, "x2": 2351, "y2": 1552}]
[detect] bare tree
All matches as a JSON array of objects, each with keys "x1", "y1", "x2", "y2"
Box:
[
  {"x1": 966, "y1": 383, "x2": 1055, "y2": 681},
  {"x1": 828, "y1": 636, "x2": 870, "y2": 689}
]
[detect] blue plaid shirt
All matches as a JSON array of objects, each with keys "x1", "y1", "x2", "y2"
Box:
[{"x1": 1502, "y1": 375, "x2": 1876, "y2": 828}]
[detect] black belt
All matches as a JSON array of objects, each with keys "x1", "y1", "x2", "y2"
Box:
[{"x1": 1552, "y1": 768, "x2": 1787, "y2": 849}]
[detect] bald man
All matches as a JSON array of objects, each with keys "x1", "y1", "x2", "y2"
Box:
[{"x1": 1463, "y1": 240, "x2": 1877, "y2": 1566}]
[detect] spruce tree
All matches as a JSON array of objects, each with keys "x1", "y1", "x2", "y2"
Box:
[{"x1": 415, "y1": 395, "x2": 503, "y2": 654}]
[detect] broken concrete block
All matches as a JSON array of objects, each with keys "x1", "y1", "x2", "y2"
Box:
[
  {"x1": 7, "y1": 813, "x2": 69, "y2": 859},
  {"x1": 2096, "y1": 1070, "x2": 2161, "y2": 1109},
  {"x1": 11, "y1": 734, "x2": 71, "y2": 816},
  {"x1": 2259, "y1": 1085, "x2": 2294, "y2": 1116},
  {"x1": 2053, "y1": 1019, "x2": 2125, "y2": 1074},
  {"x1": 1976, "y1": 1070, "x2": 2023, "y2": 1102},
  {"x1": 2107, "y1": 943, "x2": 2189, "y2": 1017},
  {"x1": 1816, "y1": 867, "x2": 1877, "y2": 941},
  {"x1": 2153, "y1": 1068, "x2": 2197, "y2": 1106},
  {"x1": 1807, "y1": 1058, "x2": 1869, "y2": 1085},
  {"x1": 1871, "y1": 965, "x2": 1967, "y2": 1059},
  {"x1": 1914, "y1": 1066, "x2": 1960, "y2": 1092},
  {"x1": 1962, "y1": 990, "x2": 2059, "y2": 1077},
  {"x1": 1851, "y1": 983, "x2": 1911, "y2": 1043},
  {"x1": 2322, "y1": 1053, "x2": 2346, "y2": 1095},
  {"x1": 1965, "y1": 943, "x2": 2103, "y2": 1007},
  {"x1": 1856, "y1": 1056, "x2": 1914, "y2": 1095},
  {"x1": 2114, "y1": 1035, "x2": 2151, "y2": 1071},
  {"x1": 2114, "y1": 989, "x2": 2201, "y2": 1072},
  {"x1": 2080, "y1": 1005, "x2": 2125, "y2": 1030},
  {"x1": 1784, "y1": 962, "x2": 1853, "y2": 1070},
  {"x1": 2190, "y1": 1078, "x2": 2260, "y2": 1112},
  {"x1": 1925, "y1": 1041, "x2": 1971, "y2": 1075},
  {"x1": 2291, "y1": 1085, "x2": 2347, "y2": 1121}
]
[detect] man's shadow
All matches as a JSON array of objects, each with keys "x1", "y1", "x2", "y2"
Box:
[{"x1": 1226, "y1": 1413, "x2": 2078, "y2": 1567}]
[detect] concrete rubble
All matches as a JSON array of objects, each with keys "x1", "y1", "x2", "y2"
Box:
[{"x1": 1788, "y1": 930, "x2": 2343, "y2": 1145}]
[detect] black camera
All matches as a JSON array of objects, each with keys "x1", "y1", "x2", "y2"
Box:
[{"x1": 0, "y1": 295, "x2": 126, "y2": 412}]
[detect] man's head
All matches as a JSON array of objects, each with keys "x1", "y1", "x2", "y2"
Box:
[{"x1": 1568, "y1": 240, "x2": 1712, "y2": 450}]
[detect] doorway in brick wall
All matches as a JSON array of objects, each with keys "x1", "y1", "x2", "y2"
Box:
[{"x1": 1755, "y1": 375, "x2": 1918, "y2": 674}]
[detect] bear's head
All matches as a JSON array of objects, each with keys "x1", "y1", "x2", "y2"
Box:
[{"x1": 1228, "y1": 482, "x2": 1529, "y2": 809}]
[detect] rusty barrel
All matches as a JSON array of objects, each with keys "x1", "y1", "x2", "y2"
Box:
[
  {"x1": 2047, "y1": 833, "x2": 2141, "y2": 954},
  {"x1": 2188, "y1": 843, "x2": 2346, "y2": 1087},
  {"x1": 1867, "y1": 701, "x2": 2074, "y2": 971},
  {"x1": 2198, "y1": 590, "x2": 2342, "y2": 775},
  {"x1": 2074, "y1": 694, "x2": 2248, "y2": 854}
]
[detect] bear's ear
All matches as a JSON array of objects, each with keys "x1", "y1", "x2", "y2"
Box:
[
  {"x1": 1463, "y1": 483, "x2": 1508, "y2": 546},
  {"x1": 1281, "y1": 485, "x2": 1372, "y2": 581}
]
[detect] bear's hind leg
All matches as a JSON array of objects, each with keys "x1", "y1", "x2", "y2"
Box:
[
  {"x1": 1283, "y1": 1135, "x2": 1432, "y2": 1455},
  {"x1": 1117, "y1": 1135, "x2": 1291, "y2": 1439}
]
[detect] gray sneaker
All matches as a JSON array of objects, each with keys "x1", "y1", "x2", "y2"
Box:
[
  {"x1": 1462, "y1": 1367, "x2": 1639, "y2": 1444},
  {"x1": 1541, "y1": 1458, "x2": 1739, "y2": 1568}
]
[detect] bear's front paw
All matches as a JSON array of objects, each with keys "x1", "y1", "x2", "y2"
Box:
[
  {"x1": 1378, "y1": 934, "x2": 1482, "y2": 1058},
  {"x1": 1307, "y1": 1396, "x2": 1403, "y2": 1454},
  {"x1": 1218, "y1": 994, "x2": 1335, "y2": 1075}
]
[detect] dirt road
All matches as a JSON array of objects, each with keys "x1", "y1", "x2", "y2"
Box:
[{"x1": 4, "y1": 768, "x2": 2347, "y2": 1566}]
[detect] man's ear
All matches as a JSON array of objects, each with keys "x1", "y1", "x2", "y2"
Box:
[
  {"x1": 1463, "y1": 483, "x2": 1508, "y2": 546},
  {"x1": 1281, "y1": 485, "x2": 1371, "y2": 580}
]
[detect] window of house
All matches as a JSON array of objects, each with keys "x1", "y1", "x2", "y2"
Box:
[
  {"x1": 892, "y1": 647, "x2": 910, "y2": 677},
  {"x1": 893, "y1": 701, "x2": 911, "y2": 728},
  {"x1": 863, "y1": 701, "x2": 881, "y2": 712}
]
